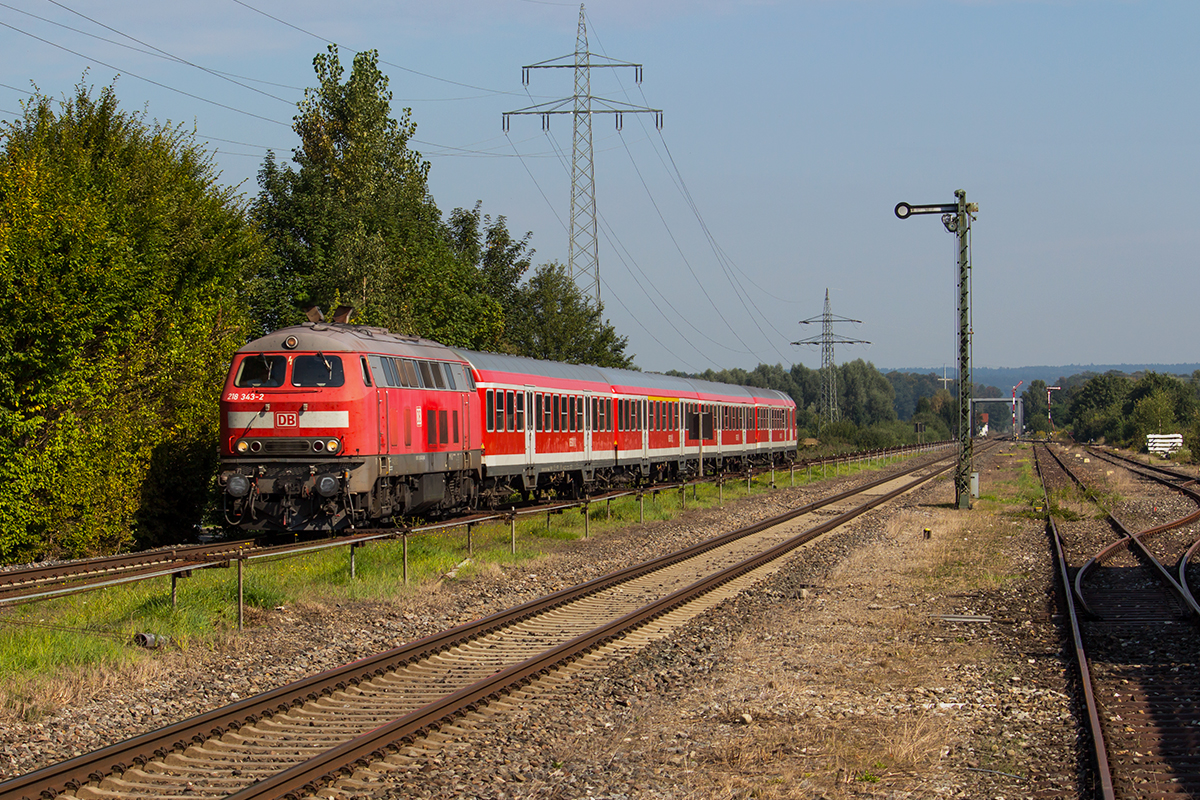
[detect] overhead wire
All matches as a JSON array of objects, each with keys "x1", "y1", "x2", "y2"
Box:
[
  {"x1": 25, "y1": 0, "x2": 297, "y2": 104},
  {"x1": 538, "y1": 123, "x2": 728, "y2": 368},
  {"x1": 0, "y1": 18, "x2": 291, "y2": 126},
  {"x1": 586, "y1": 11, "x2": 793, "y2": 365}
]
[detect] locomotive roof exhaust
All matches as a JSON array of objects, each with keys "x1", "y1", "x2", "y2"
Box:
[{"x1": 303, "y1": 305, "x2": 355, "y2": 324}]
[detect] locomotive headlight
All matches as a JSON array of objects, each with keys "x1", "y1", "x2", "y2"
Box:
[
  {"x1": 236, "y1": 440, "x2": 250, "y2": 454},
  {"x1": 312, "y1": 440, "x2": 325, "y2": 452},
  {"x1": 326, "y1": 439, "x2": 341, "y2": 454},
  {"x1": 315, "y1": 474, "x2": 340, "y2": 497},
  {"x1": 227, "y1": 474, "x2": 251, "y2": 498},
  {"x1": 249, "y1": 440, "x2": 262, "y2": 453}
]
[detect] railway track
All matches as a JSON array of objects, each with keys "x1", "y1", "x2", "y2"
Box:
[
  {"x1": 0, "y1": 443, "x2": 951, "y2": 609},
  {"x1": 0, "y1": 448, "x2": 962, "y2": 800},
  {"x1": 1038, "y1": 442, "x2": 1200, "y2": 799}
]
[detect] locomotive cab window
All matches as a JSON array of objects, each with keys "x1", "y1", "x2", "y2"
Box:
[
  {"x1": 235, "y1": 355, "x2": 286, "y2": 388},
  {"x1": 292, "y1": 354, "x2": 345, "y2": 387}
]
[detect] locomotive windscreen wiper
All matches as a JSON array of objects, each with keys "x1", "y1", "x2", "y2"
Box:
[{"x1": 317, "y1": 351, "x2": 333, "y2": 377}]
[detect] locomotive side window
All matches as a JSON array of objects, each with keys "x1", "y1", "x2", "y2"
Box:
[
  {"x1": 430, "y1": 363, "x2": 446, "y2": 390},
  {"x1": 360, "y1": 357, "x2": 372, "y2": 387},
  {"x1": 405, "y1": 408, "x2": 412, "y2": 446},
  {"x1": 381, "y1": 358, "x2": 400, "y2": 387},
  {"x1": 399, "y1": 360, "x2": 418, "y2": 388},
  {"x1": 419, "y1": 361, "x2": 435, "y2": 389},
  {"x1": 292, "y1": 354, "x2": 345, "y2": 387},
  {"x1": 235, "y1": 354, "x2": 286, "y2": 388},
  {"x1": 452, "y1": 410, "x2": 460, "y2": 443},
  {"x1": 443, "y1": 363, "x2": 457, "y2": 390},
  {"x1": 439, "y1": 410, "x2": 449, "y2": 444},
  {"x1": 427, "y1": 409, "x2": 436, "y2": 446}
]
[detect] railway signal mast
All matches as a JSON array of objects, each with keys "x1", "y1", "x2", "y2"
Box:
[
  {"x1": 793, "y1": 289, "x2": 869, "y2": 430},
  {"x1": 895, "y1": 190, "x2": 978, "y2": 509},
  {"x1": 503, "y1": 4, "x2": 662, "y2": 306}
]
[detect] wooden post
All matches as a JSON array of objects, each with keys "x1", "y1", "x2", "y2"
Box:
[
  {"x1": 584, "y1": 504, "x2": 590, "y2": 538},
  {"x1": 510, "y1": 510, "x2": 516, "y2": 555},
  {"x1": 467, "y1": 523, "x2": 473, "y2": 557},
  {"x1": 639, "y1": 493, "x2": 644, "y2": 523},
  {"x1": 403, "y1": 533, "x2": 408, "y2": 585},
  {"x1": 350, "y1": 542, "x2": 357, "y2": 580},
  {"x1": 171, "y1": 573, "x2": 177, "y2": 608}
]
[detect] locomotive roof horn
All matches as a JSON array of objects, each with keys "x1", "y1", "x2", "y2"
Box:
[
  {"x1": 332, "y1": 305, "x2": 355, "y2": 324},
  {"x1": 305, "y1": 305, "x2": 325, "y2": 323}
]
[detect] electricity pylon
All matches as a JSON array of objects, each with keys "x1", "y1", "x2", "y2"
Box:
[
  {"x1": 793, "y1": 289, "x2": 869, "y2": 429},
  {"x1": 503, "y1": 4, "x2": 662, "y2": 306}
]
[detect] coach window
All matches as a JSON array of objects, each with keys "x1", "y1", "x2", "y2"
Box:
[
  {"x1": 494, "y1": 391, "x2": 505, "y2": 432},
  {"x1": 576, "y1": 396, "x2": 584, "y2": 431},
  {"x1": 292, "y1": 354, "x2": 345, "y2": 387},
  {"x1": 486, "y1": 390, "x2": 495, "y2": 432},
  {"x1": 535, "y1": 394, "x2": 543, "y2": 432},
  {"x1": 235, "y1": 354, "x2": 286, "y2": 388},
  {"x1": 550, "y1": 394, "x2": 559, "y2": 432},
  {"x1": 515, "y1": 391, "x2": 525, "y2": 431},
  {"x1": 504, "y1": 390, "x2": 514, "y2": 431},
  {"x1": 560, "y1": 395, "x2": 569, "y2": 432}
]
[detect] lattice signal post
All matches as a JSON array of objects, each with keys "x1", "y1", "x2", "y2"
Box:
[
  {"x1": 895, "y1": 191, "x2": 978, "y2": 509},
  {"x1": 793, "y1": 289, "x2": 869, "y2": 430},
  {"x1": 503, "y1": 4, "x2": 662, "y2": 307}
]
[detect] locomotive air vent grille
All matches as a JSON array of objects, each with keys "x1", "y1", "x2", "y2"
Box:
[{"x1": 262, "y1": 439, "x2": 317, "y2": 454}]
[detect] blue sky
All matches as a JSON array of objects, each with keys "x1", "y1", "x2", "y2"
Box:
[{"x1": 2, "y1": 0, "x2": 1197, "y2": 375}]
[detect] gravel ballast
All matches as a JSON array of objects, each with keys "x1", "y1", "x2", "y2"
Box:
[{"x1": 1, "y1": 443, "x2": 1082, "y2": 798}]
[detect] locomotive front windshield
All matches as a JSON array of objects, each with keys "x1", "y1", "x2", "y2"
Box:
[
  {"x1": 234, "y1": 355, "x2": 286, "y2": 388},
  {"x1": 292, "y1": 354, "x2": 345, "y2": 387}
]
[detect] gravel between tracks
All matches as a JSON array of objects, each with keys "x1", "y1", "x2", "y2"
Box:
[{"x1": 1, "y1": 443, "x2": 1081, "y2": 799}]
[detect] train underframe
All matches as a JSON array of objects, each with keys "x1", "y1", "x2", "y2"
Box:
[{"x1": 222, "y1": 448, "x2": 794, "y2": 534}]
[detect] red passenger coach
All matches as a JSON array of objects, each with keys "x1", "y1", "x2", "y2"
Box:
[{"x1": 219, "y1": 321, "x2": 797, "y2": 532}]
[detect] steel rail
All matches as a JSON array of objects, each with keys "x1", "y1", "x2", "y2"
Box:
[
  {"x1": 1068, "y1": 446, "x2": 1200, "y2": 620},
  {"x1": 1034, "y1": 444, "x2": 1115, "y2": 800},
  {"x1": 226, "y1": 457, "x2": 958, "y2": 800},
  {"x1": 0, "y1": 450, "x2": 959, "y2": 800}
]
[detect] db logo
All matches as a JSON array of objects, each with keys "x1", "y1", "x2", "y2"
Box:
[{"x1": 276, "y1": 412, "x2": 299, "y2": 428}]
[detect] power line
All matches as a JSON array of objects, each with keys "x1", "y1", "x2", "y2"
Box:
[{"x1": 0, "y1": 19, "x2": 291, "y2": 126}]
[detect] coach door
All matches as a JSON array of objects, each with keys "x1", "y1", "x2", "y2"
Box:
[
  {"x1": 583, "y1": 391, "x2": 594, "y2": 464},
  {"x1": 524, "y1": 387, "x2": 536, "y2": 469}
]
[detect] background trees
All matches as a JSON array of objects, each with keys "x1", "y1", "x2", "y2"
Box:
[
  {"x1": 252, "y1": 47, "x2": 503, "y2": 349},
  {"x1": 0, "y1": 84, "x2": 261, "y2": 560}
]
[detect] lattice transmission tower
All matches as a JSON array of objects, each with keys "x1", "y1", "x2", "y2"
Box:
[
  {"x1": 793, "y1": 289, "x2": 869, "y2": 428},
  {"x1": 503, "y1": 4, "x2": 662, "y2": 306}
]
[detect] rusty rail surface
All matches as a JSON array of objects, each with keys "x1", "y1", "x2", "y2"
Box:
[{"x1": 0, "y1": 449, "x2": 961, "y2": 800}]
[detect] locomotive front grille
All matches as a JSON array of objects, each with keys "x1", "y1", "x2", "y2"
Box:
[{"x1": 262, "y1": 439, "x2": 318, "y2": 454}]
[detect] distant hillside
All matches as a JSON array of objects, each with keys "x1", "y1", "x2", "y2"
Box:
[{"x1": 886, "y1": 364, "x2": 1200, "y2": 388}]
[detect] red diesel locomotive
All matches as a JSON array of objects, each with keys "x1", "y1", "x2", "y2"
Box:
[{"x1": 219, "y1": 321, "x2": 797, "y2": 531}]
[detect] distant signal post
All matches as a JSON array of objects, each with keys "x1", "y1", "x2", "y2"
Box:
[{"x1": 895, "y1": 190, "x2": 978, "y2": 509}]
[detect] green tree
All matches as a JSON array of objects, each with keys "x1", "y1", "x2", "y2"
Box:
[
  {"x1": 446, "y1": 203, "x2": 533, "y2": 349},
  {"x1": 253, "y1": 46, "x2": 502, "y2": 347},
  {"x1": 0, "y1": 83, "x2": 260, "y2": 561},
  {"x1": 506, "y1": 262, "x2": 633, "y2": 367}
]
